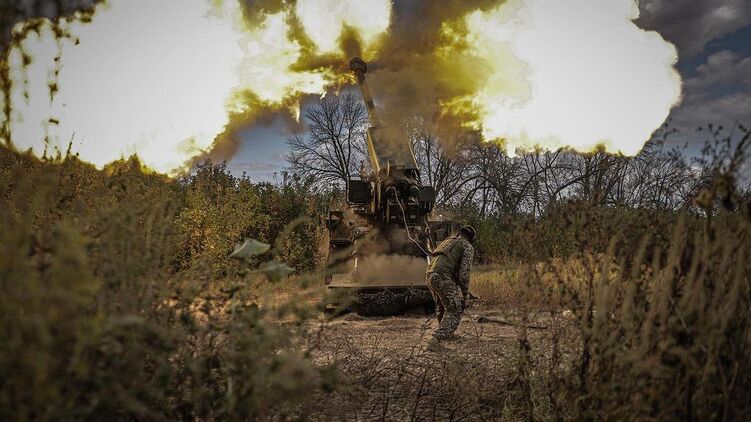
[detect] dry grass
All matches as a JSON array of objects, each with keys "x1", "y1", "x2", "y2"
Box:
[
  {"x1": 2, "y1": 144, "x2": 750, "y2": 420},
  {"x1": 471, "y1": 256, "x2": 608, "y2": 310},
  {"x1": 306, "y1": 209, "x2": 751, "y2": 420}
]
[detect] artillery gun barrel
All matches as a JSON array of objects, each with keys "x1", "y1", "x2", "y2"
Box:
[
  {"x1": 349, "y1": 57, "x2": 381, "y2": 127},
  {"x1": 349, "y1": 57, "x2": 419, "y2": 174}
]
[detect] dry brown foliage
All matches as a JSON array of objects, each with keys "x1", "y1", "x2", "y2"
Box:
[{"x1": 1, "y1": 129, "x2": 750, "y2": 420}]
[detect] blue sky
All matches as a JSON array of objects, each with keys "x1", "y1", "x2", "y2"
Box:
[
  {"x1": 229, "y1": 1, "x2": 751, "y2": 182},
  {"x1": 226, "y1": 118, "x2": 290, "y2": 181}
]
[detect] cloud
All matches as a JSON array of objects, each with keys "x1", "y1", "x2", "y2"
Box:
[
  {"x1": 674, "y1": 91, "x2": 751, "y2": 129},
  {"x1": 667, "y1": 50, "x2": 751, "y2": 144},
  {"x1": 636, "y1": 0, "x2": 751, "y2": 57},
  {"x1": 232, "y1": 161, "x2": 280, "y2": 172},
  {"x1": 685, "y1": 50, "x2": 751, "y2": 94},
  {"x1": 228, "y1": 161, "x2": 282, "y2": 182}
]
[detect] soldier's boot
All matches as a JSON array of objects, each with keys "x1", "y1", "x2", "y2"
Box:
[
  {"x1": 444, "y1": 333, "x2": 465, "y2": 341},
  {"x1": 426, "y1": 336, "x2": 447, "y2": 352}
]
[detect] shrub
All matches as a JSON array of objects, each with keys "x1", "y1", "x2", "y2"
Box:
[{"x1": 0, "y1": 147, "x2": 329, "y2": 419}]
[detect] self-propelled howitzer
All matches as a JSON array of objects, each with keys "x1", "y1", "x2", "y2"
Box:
[
  {"x1": 324, "y1": 57, "x2": 455, "y2": 315},
  {"x1": 346, "y1": 57, "x2": 436, "y2": 228}
]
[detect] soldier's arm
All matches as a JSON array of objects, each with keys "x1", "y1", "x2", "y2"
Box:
[{"x1": 457, "y1": 240, "x2": 474, "y2": 295}]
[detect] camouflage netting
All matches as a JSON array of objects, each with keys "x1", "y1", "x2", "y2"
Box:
[{"x1": 354, "y1": 288, "x2": 435, "y2": 316}]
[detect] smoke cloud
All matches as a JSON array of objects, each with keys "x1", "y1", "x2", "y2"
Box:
[
  {"x1": 5, "y1": 0, "x2": 391, "y2": 173},
  {"x1": 365, "y1": 0, "x2": 682, "y2": 155},
  {"x1": 4, "y1": 0, "x2": 682, "y2": 174}
]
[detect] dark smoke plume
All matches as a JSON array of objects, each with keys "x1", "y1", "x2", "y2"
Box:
[{"x1": 197, "y1": 0, "x2": 505, "y2": 166}]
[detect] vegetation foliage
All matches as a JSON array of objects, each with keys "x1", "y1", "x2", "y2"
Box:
[
  {"x1": 2, "y1": 117, "x2": 750, "y2": 419},
  {"x1": 0, "y1": 146, "x2": 333, "y2": 420},
  {"x1": 1, "y1": 15, "x2": 750, "y2": 415}
]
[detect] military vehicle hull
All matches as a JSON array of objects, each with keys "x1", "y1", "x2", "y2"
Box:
[{"x1": 324, "y1": 217, "x2": 456, "y2": 315}]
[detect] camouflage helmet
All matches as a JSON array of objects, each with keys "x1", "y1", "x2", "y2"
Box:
[{"x1": 459, "y1": 225, "x2": 477, "y2": 242}]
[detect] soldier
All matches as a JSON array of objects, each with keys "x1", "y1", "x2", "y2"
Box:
[{"x1": 426, "y1": 225, "x2": 476, "y2": 344}]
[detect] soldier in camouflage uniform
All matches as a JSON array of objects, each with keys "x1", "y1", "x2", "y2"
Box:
[{"x1": 426, "y1": 226, "x2": 476, "y2": 341}]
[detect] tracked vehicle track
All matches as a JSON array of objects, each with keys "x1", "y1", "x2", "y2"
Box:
[{"x1": 354, "y1": 288, "x2": 434, "y2": 316}]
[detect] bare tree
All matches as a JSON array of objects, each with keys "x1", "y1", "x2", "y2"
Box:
[
  {"x1": 406, "y1": 118, "x2": 471, "y2": 204},
  {"x1": 286, "y1": 94, "x2": 368, "y2": 187},
  {"x1": 461, "y1": 141, "x2": 520, "y2": 215},
  {"x1": 287, "y1": 92, "x2": 746, "y2": 220},
  {"x1": 446, "y1": 124, "x2": 705, "y2": 217},
  {"x1": 619, "y1": 138, "x2": 696, "y2": 209}
]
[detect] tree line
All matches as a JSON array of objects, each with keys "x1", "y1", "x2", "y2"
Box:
[{"x1": 287, "y1": 93, "x2": 750, "y2": 219}]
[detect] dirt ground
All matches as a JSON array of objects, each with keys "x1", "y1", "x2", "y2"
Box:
[
  {"x1": 317, "y1": 308, "x2": 544, "y2": 353},
  {"x1": 302, "y1": 307, "x2": 562, "y2": 421}
]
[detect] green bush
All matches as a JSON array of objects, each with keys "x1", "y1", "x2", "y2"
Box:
[
  {"x1": 174, "y1": 161, "x2": 326, "y2": 276},
  {"x1": 0, "y1": 147, "x2": 330, "y2": 420}
]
